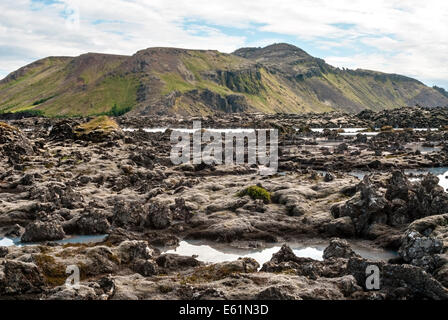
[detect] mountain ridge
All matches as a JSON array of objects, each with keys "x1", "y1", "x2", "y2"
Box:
[{"x1": 0, "y1": 43, "x2": 447, "y2": 117}]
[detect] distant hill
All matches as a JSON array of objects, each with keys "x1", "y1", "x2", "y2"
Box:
[{"x1": 0, "y1": 43, "x2": 447, "y2": 116}]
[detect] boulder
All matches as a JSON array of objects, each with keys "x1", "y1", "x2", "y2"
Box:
[
  {"x1": 325, "y1": 216, "x2": 356, "y2": 237},
  {"x1": 46, "y1": 284, "x2": 99, "y2": 300},
  {"x1": 336, "y1": 175, "x2": 390, "y2": 235},
  {"x1": 46, "y1": 276, "x2": 115, "y2": 300},
  {"x1": 114, "y1": 240, "x2": 154, "y2": 264},
  {"x1": 323, "y1": 238, "x2": 360, "y2": 260},
  {"x1": 347, "y1": 257, "x2": 448, "y2": 300},
  {"x1": 48, "y1": 120, "x2": 77, "y2": 141},
  {"x1": 385, "y1": 171, "x2": 412, "y2": 201},
  {"x1": 156, "y1": 254, "x2": 202, "y2": 272},
  {"x1": 334, "y1": 143, "x2": 348, "y2": 154},
  {"x1": 399, "y1": 230, "x2": 443, "y2": 271},
  {"x1": 333, "y1": 171, "x2": 448, "y2": 238},
  {"x1": 170, "y1": 198, "x2": 193, "y2": 222},
  {"x1": 132, "y1": 259, "x2": 159, "y2": 277},
  {"x1": 73, "y1": 116, "x2": 123, "y2": 142},
  {"x1": 256, "y1": 286, "x2": 296, "y2": 300},
  {"x1": 146, "y1": 201, "x2": 172, "y2": 229},
  {"x1": 261, "y1": 245, "x2": 347, "y2": 279},
  {"x1": 0, "y1": 247, "x2": 8, "y2": 258},
  {"x1": 64, "y1": 209, "x2": 110, "y2": 235},
  {"x1": 0, "y1": 122, "x2": 34, "y2": 163},
  {"x1": 185, "y1": 258, "x2": 259, "y2": 282},
  {"x1": 21, "y1": 221, "x2": 65, "y2": 243},
  {"x1": 324, "y1": 172, "x2": 335, "y2": 182},
  {"x1": 0, "y1": 260, "x2": 45, "y2": 295},
  {"x1": 112, "y1": 200, "x2": 145, "y2": 228}
]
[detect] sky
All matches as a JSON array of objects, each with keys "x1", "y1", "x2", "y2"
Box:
[{"x1": 0, "y1": 0, "x2": 447, "y2": 89}]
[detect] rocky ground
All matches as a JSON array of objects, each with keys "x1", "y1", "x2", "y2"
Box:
[{"x1": 2, "y1": 106, "x2": 448, "y2": 300}]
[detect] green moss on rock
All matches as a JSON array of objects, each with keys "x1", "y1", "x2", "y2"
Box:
[
  {"x1": 238, "y1": 186, "x2": 271, "y2": 203},
  {"x1": 33, "y1": 254, "x2": 68, "y2": 287},
  {"x1": 74, "y1": 116, "x2": 123, "y2": 142}
]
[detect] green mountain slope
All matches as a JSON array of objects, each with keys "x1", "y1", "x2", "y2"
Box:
[{"x1": 0, "y1": 43, "x2": 447, "y2": 116}]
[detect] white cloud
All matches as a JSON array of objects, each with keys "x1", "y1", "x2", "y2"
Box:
[{"x1": 0, "y1": 0, "x2": 447, "y2": 88}]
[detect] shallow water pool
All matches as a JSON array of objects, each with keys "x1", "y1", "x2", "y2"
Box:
[
  {"x1": 161, "y1": 240, "x2": 397, "y2": 266},
  {"x1": 0, "y1": 234, "x2": 108, "y2": 247}
]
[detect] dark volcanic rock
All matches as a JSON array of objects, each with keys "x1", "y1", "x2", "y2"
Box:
[
  {"x1": 398, "y1": 230, "x2": 443, "y2": 272},
  {"x1": 0, "y1": 122, "x2": 34, "y2": 163},
  {"x1": 325, "y1": 216, "x2": 356, "y2": 238},
  {"x1": 347, "y1": 257, "x2": 448, "y2": 300},
  {"x1": 132, "y1": 259, "x2": 159, "y2": 277},
  {"x1": 333, "y1": 175, "x2": 390, "y2": 235},
  {"x1": 146, "y1": 202, "x2": 172, "y2": 229},
  {"x1": 64, "y1": 209, "x2": 110, "y2": 235},
  {"x1": 331, "y1": 171, "x2": 448, "y2": 239},
  {"x1": 261, "y1": 245, "x2": 347, "y2": 279},
  {"x1": 115, "y1": 240, "x2": 154, "y2": 264},
  {"x1": 156, "y1": 254, "x2": 202, "y2": 272},
  {"x1": 0, "y1": 247, "x2": 8, "y2": 258},
  {"x1": 112, "y1": 200, "x2": 145, "y2": 228},
  {"x1": 323, "y1": 238, "x2": 360, "y2": 260},
  {"x1": 0, "y1": 260, "x2": 45, "y2": 296},
  {"x1": 21, "y1": 221, "x2": 65, "y2": 243},
  {"x1": 48, "y1": 120, "x2": 77, "y2": 141},
  {"x1": 185, "y1": 89, "x2": 249, "y2": 113},
  {"x1": 256, "y1": 286, "x2": 296, "y2": 300},
  {"x1": 3, "y1": 108, "x2": 448, "y2": 300}
]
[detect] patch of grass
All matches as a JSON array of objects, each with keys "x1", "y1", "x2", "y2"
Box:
[
  {"x1": 1, "y1": 65, "x2": 138, "y2": 116},
  {"x1": 385, "y1": 154, "x2": 399, "y2": 159},
  {"x1": 180, "y1": 264, "x2": 245, "y2": 284},
  {"x1": 74, "y1": 115, "x2": 120, "y2": 135},
  {"x1": 220, "y1": 69, "x2": 264, "y2": 94},
  {"x1": 21, "y1": 109, "x2": 45, "y2": 117},
  {"x1": 50, "y1": 75, "x2": 138, "y2": 116},
  {"x1": 159, "y1": 73, "x2": 195, "y2": 95},
  {"x1": 0, "y1": 121, "x2": 19, "y2": 132},
  {"x1": 0, "y1": 109, "x2": 45, "y2": 118},
  {"x1": 106, "y1": 103, "x2": 132, "y2": 116},
  {"x1": 279, "y1": 269, "x2": 298, "y2": 275},
  {"x1": 322, "y1": 70, "x2": 424, "y2": 111},
  {"x1": 238, "y1": 185, "x2": 271, "y2": 203},
  {"x1": 33, "y1": 254, "x2": 68, "y2": 287},
  {"x1": 197, "y1": 81, "x2": 233, "y2": 97},
  {"x1": 32, "y1": 95, "x2": 56, "y2": 106},
  {"x1": 381, "y1": 125, "x2": 394, "y2": 132},
  {"x1": 7, "y1": 104, "x2": 37, "y2": 113},
  {"x1": 158, "y1": 284, "x2": 174, "y2": 293}
]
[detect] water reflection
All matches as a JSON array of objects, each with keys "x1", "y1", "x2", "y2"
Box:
[
  {"x1": 0, "y1": 234, "x2": 108, "y2": 247},
  {"x1": 161, "y1": 240, "x2": 396, "y2": 266}
]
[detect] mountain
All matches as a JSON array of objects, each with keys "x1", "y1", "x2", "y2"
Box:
[{"x1": 0, "y1": 43, "x2": 447, "y2": 116}]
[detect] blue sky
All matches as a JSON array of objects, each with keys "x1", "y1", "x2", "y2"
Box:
[{"x1": 0, "y1": 0, "x2": 447, "y2": 90}]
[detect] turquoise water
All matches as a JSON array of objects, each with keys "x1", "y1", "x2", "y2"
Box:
[{"x1": 0, "y1": 234, "x2": 108, "y2": 247}]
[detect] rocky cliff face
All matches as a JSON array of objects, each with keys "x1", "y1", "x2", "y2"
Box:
[{"x1": 1, "y1": 43, "x2": 447, "y2": 117}]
